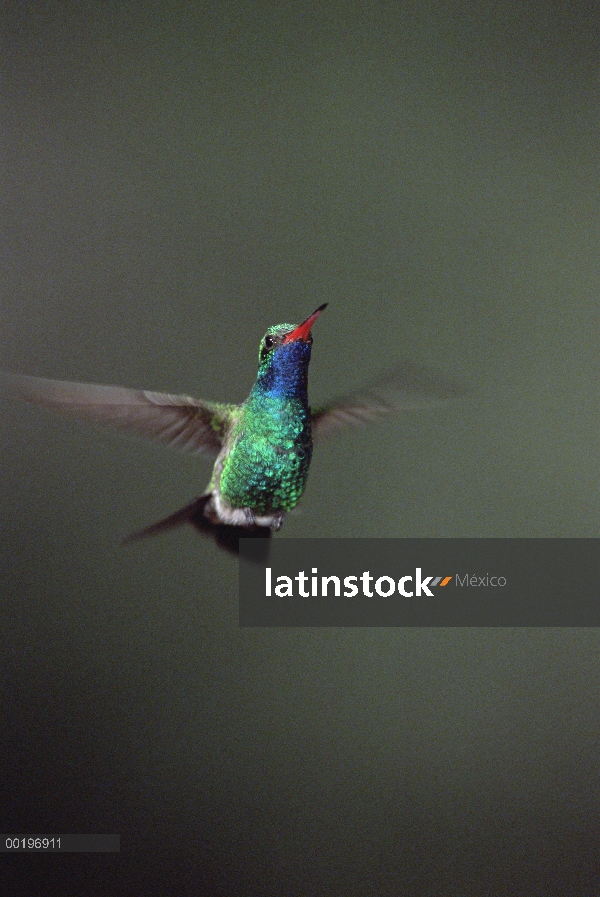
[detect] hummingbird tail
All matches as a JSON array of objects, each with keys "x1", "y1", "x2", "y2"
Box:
[
  {"x1": 122, "y1": 494, "x2": 272, "y2": 557},
  {"x1": 122, "y1": 497, "x2": 207, "y2": 545}
]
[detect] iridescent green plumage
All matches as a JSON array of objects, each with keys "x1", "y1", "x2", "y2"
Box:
[{"x1": 219, "y1": 392, "x2": 312, "y2": 513}]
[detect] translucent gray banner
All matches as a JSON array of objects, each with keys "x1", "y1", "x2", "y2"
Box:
[{"x1": 239, "y1": 538, "x2": 600, "y2": 626}]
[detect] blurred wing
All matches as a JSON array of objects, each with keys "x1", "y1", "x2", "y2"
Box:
[
  {"x1": 311, "y1": 361, "x2": 467, "y2": 439},
  {"x1": 2, "y1": 372, "x2": 236, "y2": 454}
]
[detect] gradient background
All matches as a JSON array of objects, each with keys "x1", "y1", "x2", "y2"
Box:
[{"x1": 1, "y1": 2, "x2": 599, "y2": 894}]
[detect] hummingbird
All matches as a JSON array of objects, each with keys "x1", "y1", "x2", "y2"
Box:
[{"x1": 2, "y1": 305, "x2": 463, "y2": 553}]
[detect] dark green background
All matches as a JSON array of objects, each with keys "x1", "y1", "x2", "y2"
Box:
[{"x1": 1, "y1": 2, "x2": 599, "y2": 894}]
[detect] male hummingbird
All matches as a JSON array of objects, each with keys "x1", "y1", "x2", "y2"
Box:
[{"x1": 3, "y1": 305, "x2": 463, "y2": 553}]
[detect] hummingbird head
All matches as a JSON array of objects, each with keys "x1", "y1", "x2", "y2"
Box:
[{"x1": 255, "y1": 304, "x2": 327, "y2": 398}]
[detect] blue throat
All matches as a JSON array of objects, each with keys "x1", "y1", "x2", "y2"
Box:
[{"x1": 252, "y1": 341, "x2": 311, "y2": 404}]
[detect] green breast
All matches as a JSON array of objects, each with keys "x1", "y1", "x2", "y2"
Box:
[{"x1": 219, "y1": 397, "x2": 313, "y2": 513}]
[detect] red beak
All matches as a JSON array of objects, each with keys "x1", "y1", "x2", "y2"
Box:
[{"x1": 282, "y1": 303, "x2": 328, "y2": 343}]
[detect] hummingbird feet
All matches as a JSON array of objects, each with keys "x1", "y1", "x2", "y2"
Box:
[
  {"x1": 242, "y1": 508, "x2": 284, "y2": 531},
  {"x1": 270, "y1": 512, "x2": 284, "y2": 532}
]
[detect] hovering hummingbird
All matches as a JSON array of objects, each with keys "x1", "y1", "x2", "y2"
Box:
[{"x1": 3, "y1": 305, "x2": 463, "y2": 553}]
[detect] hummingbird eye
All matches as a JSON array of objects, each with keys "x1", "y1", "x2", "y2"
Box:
[{"x1": 260, "y1": 334, "x2": 276, "y2": 361}]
